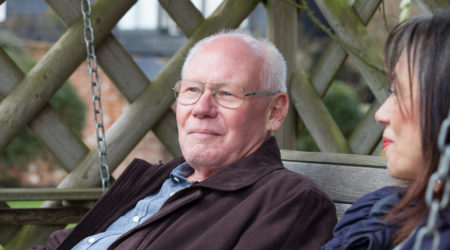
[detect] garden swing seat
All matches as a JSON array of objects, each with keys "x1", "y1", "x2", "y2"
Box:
[{"x1": 0, "y1": 150, "x2": 401, "y2": 226}]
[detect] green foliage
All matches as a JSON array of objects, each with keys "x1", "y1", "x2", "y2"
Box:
[
  {"x1": 296, "y1": 128, "x2": 320, "y2": 152},
  {"x1": 0, "y1": 48, "x2": 86, "y2": 166},
  {"x1": 7, "y1": 201, "x2": 44, "y2": 208},
  {"x1": 296, "y1": 81, "x2": 364, "y2": 151},
  {"x1": 323, "y1": 80, "x2": 364, "y2": 136}
]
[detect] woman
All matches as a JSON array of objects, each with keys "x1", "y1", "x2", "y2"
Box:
[{"x1": 322, "y1": 9, "x2": 450, "y2": 250}]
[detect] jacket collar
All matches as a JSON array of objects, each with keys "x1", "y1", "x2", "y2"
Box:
[{"x1": 192, "y1": 136, "x2": 284, "y2": 191}]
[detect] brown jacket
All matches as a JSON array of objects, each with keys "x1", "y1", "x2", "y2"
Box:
[{"x1": 33, "y1": 137, "x2": 336, "y2": 250}]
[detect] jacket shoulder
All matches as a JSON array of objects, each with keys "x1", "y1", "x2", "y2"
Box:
[{"x1": 259, "y1": 167, "x2": 335, "y2": 208}]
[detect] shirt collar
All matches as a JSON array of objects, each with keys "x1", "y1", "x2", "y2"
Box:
[{"x1": 170, "y1": 162, "x2": 194, "y2": 183}]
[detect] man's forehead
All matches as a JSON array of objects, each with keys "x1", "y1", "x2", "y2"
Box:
[
  {"x1": 184, "y1": 61, "x2": 261, "y2": 91},
  {"x1": 200, "y1": 35, "x2": 262, "y2": 57},
  {"x1": 184, "y1": 37, "x2": 263, "y2": 83}
]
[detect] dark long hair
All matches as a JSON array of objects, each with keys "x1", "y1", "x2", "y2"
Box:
[{"x1": 384, "y1": 9, "x2": 450, "y2": 245}]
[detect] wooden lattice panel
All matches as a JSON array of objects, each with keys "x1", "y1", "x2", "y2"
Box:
[{"x1": 290, "y1": 0, "x2": 388, "y2": 154}]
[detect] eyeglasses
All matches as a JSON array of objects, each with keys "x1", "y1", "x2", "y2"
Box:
[{"x1": 173, "y1": 80, "x2": 279, "y2": 109}]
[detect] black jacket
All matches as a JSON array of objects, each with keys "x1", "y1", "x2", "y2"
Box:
[{"x1": 33, "y1": 137, "x2": 336, "y2": 250}]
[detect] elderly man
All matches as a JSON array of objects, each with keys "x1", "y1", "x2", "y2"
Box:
[{"x1": 34, "y1": 31, "x2": 336, "y2": 250}]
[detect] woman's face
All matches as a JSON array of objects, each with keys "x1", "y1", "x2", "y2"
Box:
[{"x1": 375, "y1": 52, "x2": 422, "y2": 180}]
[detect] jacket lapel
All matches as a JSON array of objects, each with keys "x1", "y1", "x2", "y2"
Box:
[{"x1": 58, "y1": 158, "x2": 182, "y2": 249}]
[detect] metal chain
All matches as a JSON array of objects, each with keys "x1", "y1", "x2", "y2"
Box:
[
  {"x1": 414, "y1": 113, "x2": 450, "y2": 250},
  {"x1": 81, "y1": 0, "x2": 111, "y2": 193}
]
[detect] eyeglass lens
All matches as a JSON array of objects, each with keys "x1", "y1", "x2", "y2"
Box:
[{"x1": 174, "y1": 80, "x2": 246, "y2": 109}]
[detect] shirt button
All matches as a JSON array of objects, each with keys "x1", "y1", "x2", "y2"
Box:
[
  {"x1": 132, "y1": 216, "x2": 139, "y2": 223},
  {"x1": 88, "y1": 237, "x2": 95, "y2": 244},
  {"x1": 174, "y1": 177, "x2": 180, "y2": 182}
]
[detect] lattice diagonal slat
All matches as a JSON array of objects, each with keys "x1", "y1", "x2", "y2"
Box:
[
  {"x1": 159, "y1": 0, "x2": 205, "y2": 37},
  {"x1": 0, "y1": 49, "x2": 89, "y2": 172},
  {"x1": 307, "y1": 0, "x2": 385, "y2": 154},
  {"x1": 316, "y1": 0, "x2": 389, "y2": 153},
  {"x1": 0, "y1": 0, "x2": 135, "y2": 154},
  {"x1": 48, "y1": 0, "x2": 181, "y2": 157},
  {"x1": 292, "y1": 68, "x2": 352, "y2": 153},
  {"x1": 289, "y1": 0, "x2": 387, "y2": 154},
  {"x1": 316, "y1": 0, "x2": 390, "y2": 102}
]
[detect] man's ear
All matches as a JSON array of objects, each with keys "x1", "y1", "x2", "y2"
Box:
[{"x1": 266, "y1": 93, "x2": 289, "y2": 132}]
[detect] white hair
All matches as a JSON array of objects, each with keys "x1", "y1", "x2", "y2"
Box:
[{"x1": 181, "y1": 30, "x2": 287, "y2": 92}]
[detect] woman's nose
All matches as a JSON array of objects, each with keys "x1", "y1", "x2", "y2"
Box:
[{"x1": 375, "y1": 95, "x2": 394, "y2": 126}]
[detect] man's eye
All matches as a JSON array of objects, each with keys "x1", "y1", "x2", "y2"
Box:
[
  {"x1": 185, "y1": 87, "x2": 201, "y2": 93},
  {"x1": 218, "y1": 91, "x2": 235, "y2": 97}
]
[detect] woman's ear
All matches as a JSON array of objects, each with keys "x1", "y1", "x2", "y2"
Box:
[{"x1": 266, "y1": 93, "x2": 289, "y2": 132}]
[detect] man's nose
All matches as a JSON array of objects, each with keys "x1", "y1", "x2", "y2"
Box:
[{"x1": 192, "y1": 87, "x2": 218, "y2": 118}]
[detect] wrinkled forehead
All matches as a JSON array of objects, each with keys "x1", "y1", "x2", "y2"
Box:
[{"x1": 183, "y1": 36, "x2": 265, "y2": 90}]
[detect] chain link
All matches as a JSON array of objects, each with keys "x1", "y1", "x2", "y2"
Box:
[
  {"x1": 414, "y1": 112, "x2": 450, "y2": 250},
  {"x1": 81, "y1": 0, "x2": 110, "y2": 193}
]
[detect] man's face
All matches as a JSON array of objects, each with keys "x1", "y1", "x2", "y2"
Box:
[{"x1": 176, "y1": 37, "x2": 272, "y2": 172}]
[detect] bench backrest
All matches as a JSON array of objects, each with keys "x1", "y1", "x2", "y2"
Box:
[
  {"x1": 281, "y1": 150, "x2": 405, "y2": 219},
  {"x1": 0, "y1": 151, "x2": 405, "y2": 226}
]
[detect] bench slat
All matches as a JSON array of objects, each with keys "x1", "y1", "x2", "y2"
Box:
[
  {"x1": 0, "y1": 188, "x2": 103, "y2": 201},
  {"x1": 335, "y1": 203, "x2": 351, "y2": 220},
  {"x1": 281, "y1": 150, "x2": 387, "y2": 168},
  {"x1": 0, "y1": 207, "x2": 88, "y2": 225},
  {"x1": 284, "y1": 161, "x2": 405, "y2": 204}
]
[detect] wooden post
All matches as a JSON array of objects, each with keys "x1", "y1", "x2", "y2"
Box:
[{"x1": 266, "y1": 0, "x2": 298, "y2": 149}]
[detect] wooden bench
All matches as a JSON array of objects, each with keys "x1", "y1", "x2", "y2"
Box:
[
  {"x1": 0, "y1": 188, "x2": 102, "y2": 225},
  {"x1": 281, "y1": 150, "x2": 405, "y2": 219},
  {"x1": 0, "y1": 151, "x2": 404, "y2": 226}
]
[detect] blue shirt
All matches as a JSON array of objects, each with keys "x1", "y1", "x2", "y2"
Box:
[{"x1": 72, "y1": 162, "x2": 193, "y2": 250}]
